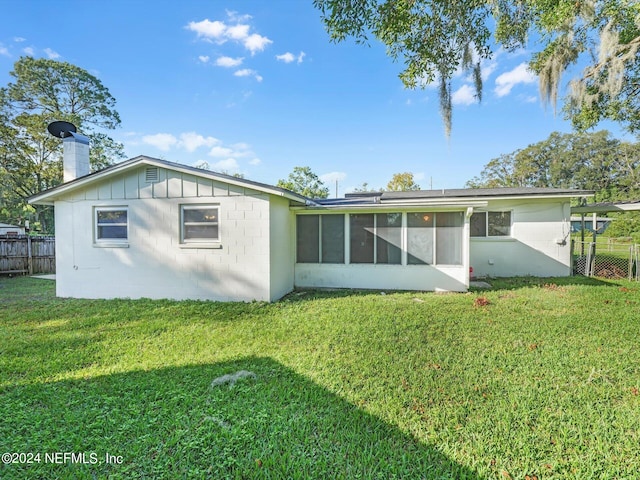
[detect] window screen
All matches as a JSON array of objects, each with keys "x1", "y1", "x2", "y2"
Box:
[
  {"x1": 470, "y1": 212, "x2": 487, "y2": 237},
  {"x1": 350, "y1": 214, "x2": 375, "y2": 263},
  {"x1": 407, "y1": 212, "x2": 434, "y2": 265},
  {"x1": 488, "y1": 211, "x2": 511, "y2": 236},
  {"x1": 322, "y1": 215, "x2": 345, "y2": 263},
  {"x1": 376, "y1": 213, "x2": 402, "y2": 264},
  {"x1": 435, "y1": 212, "x2": 463, "y2": 265},
  {"x1": 297, "y1": 215, "x2": 319, "y2": 263}
]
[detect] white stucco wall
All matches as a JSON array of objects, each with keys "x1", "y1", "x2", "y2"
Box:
[
  {"x1": 53, "y1": 166, "x2": 283, "y2": 302},
  {"x1": 295, "y1": 264, "x2": 468, "y2": 292},
  {"x1": 469, "y1": 199, "x2": 572, "y2": 278}
]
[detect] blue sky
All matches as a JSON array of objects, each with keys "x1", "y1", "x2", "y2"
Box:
[{"x1": 0, "y1": 1, "x2": 631, "y2": 196}]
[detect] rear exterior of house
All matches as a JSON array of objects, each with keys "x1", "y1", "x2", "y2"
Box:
[
  {"x1": 30, "y1": 149, "x2": 591, "y2": 302},
  {"x1": 31, "y1": 157, "x2": 305, "y2": 302},
  {"x1": 294, "y1": 189, "x2": 581, "y2": 292}
]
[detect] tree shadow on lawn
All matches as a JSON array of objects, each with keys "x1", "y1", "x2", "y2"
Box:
[{"x1": 0, "y1": 356, "x2": 481, "y2": 479}]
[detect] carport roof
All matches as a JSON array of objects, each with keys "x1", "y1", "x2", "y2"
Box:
[{"x1": 572, "y1": 200, "x2": 640, "y2": 214}]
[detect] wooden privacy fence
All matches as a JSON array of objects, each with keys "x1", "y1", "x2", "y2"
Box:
[{"x1": 0, "y1": 235, "x2": 55, "y2": 275}]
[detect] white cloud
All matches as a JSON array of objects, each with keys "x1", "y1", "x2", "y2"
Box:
[
  {"x1": 234, "y1": 68, "x2": 262, "y2": 82},
  {"x1": 481, "y1": 59, "x2": 498, "y2": 81},
  {"x1": 276, "y1": 51, "x2": 305, "y2": 64},
  {"x1": 187, "y1": 14, "x2": 272, "y2": 55},
  {"x1": 234, "y1": 68, "x2": 253, "y2": 77},
  {"x1": 226, "y1": 10, "x2": 252, "y2": 23},
  {"x1": 208, "y1": 146, "x2": 235, "y2": 158},
  {"x1": 44, "y1": 48, "x2": 60, "y2": 59},
  {"x1": 0, "y1": 46, "x2": 9, "y2": 57},
  {"x1": 243, "y1": 33, "x2": 272, "y2": 55},
  {"x1": 226, "y1": 24, "x2": 250, "y2": 40},
  {"x1": 276, "y1": 52, "x2": 295, "y2": 63},
  {"x1": 139, "y1": 132, "x2": 257, "y2": 171},
  {"x1": 212, "y1": 158, "x2": 240, "y2": 172},
  {"x1": 232, "y1": 142, "x2": 251, "y2": 151},
  {"x1": 320, "y1": 172, "x2": 347, "y2": 184},
  {"x1": 13, "y1": 37, "x2": 25, "y2": 42},
  {"x1": 494, "y1": 62, "x2": 536, "y2": 97},
  {"x1": 452, "y1": 84, "x2": 478, "y2": 106},
  {"x1": 215, "y1": 56, "x2": 243, "y2": 67},
  {"x1": 23, "y1": 47, "x2": 34, "y2": 56},
  {"x1": 142, "y1": 133, "x2": 178, "y2": 151},
  {"x1": 187, "y1": 19, "x2": 227, "y2": 41},
  {"x1": 179, "y1": 132, "x2": 219, "y2": 152},
  {"x1": 198, "y1": 55, "x2": 210, "y2": 63}
]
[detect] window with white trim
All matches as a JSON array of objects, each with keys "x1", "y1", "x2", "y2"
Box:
[
  {"x1": 470, "y1": 211, "x2": 512, "y2": 237},
  {"x1": 181, "y1": 205, "x2": 220, "y2": 243},
  {"x1": 95, "y1": 207, "x2": 128, "y2": 243}
]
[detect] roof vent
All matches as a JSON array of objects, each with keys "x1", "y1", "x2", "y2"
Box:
[{"x1": 145, "y1": 167, "x2": 159, "y2": 183}]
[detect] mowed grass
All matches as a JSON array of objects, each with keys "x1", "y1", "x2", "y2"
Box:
[{"x1": 1, "y1": 277, "x2": 639, "y2": 479}]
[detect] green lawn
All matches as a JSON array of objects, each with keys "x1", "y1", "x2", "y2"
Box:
[{"x1": 1, "y1": 276, "x2": 639, "y2": 479}]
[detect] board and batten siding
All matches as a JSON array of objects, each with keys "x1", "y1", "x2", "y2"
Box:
[{"x1": 54, "y1": 166, "x2": 291, "y2": 301}]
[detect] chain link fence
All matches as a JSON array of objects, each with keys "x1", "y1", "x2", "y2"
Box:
[{"x1": 572, "y1": 240, "x2": 639, "y2": 281}]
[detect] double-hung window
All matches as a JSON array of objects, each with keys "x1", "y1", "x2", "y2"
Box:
[
  {"x1": 95, "y1": 207, "x2": 128, "y2": 244},
  {"x1": 181, "y1": 205, "x2": 220, "y2": 243}
]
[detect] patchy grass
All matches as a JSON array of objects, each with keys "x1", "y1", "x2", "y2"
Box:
[{"x1": 1, "y1": 276, "x2": 639, "y2": 479}]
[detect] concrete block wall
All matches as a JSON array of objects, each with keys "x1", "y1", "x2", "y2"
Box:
[
  {"x1": 469, "y1": 199, "x2": 572, "y2": 278},
  {"x1": 53, "y1": 166, "x2": 283, "y2": 301}
]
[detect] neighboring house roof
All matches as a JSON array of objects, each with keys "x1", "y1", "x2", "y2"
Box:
[
  {"x1": 28, "y1": 155, "x2": 315, "y2": 206},
  {"x1": 572, "y1": 199, "x2": 640, "y2": 214},
  {"x1": 0, "y1": 223, "x2": 23, "y2": 229}
]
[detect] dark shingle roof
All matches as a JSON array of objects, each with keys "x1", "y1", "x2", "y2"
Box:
[
  {"x1": 316, "y1": 187, "x2": 593, "y2": 206},
  {"x1": 380, "y1": 187, "x2": 592, "y2": 200}
]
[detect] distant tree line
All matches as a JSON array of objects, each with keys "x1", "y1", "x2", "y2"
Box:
[
  {"x1": 0, "y1": 57, "x2": 124, "y2": 233},
  {"x1": 467, "y1": 130, "x2": 640, "y2": 239},
  {"x1": 466, "y1": 130, "x2": 640, "y2": 201}
]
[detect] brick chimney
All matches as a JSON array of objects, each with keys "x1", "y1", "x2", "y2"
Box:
[{"x1": 62, "y1": 132, "x2": 90, "y2": 182}]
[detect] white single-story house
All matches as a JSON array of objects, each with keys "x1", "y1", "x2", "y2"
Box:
[
  {"x1": 0, "y1": 223, "x2": 26, "y2": 236},
  {"x1": 29, "y1": 135, "x2": 593, "y2": 301}
]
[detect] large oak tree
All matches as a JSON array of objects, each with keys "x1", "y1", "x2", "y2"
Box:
[
  {"x1": 314, "y1": 0, "x2": 640, "y2": 136},
  {"x1": 0, "y1": 57, "x2": 125, "y2": 232}
]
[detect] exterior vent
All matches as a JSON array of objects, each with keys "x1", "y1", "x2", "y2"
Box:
[{"x1": 145, "y1": 167, "x2": 159, "y2": 183}]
